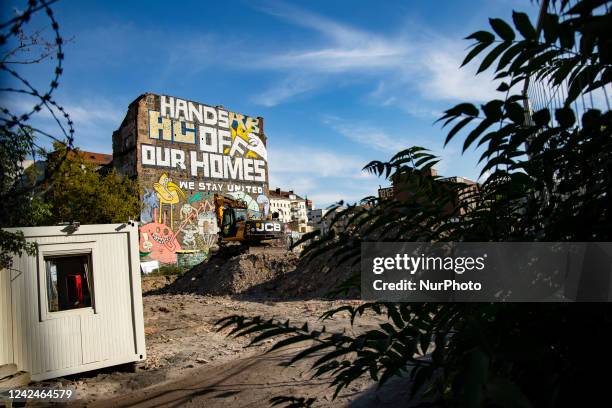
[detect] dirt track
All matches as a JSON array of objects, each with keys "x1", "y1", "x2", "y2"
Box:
[{"x1": 50, "y1": 294, "x2": 408, "y2": 407}]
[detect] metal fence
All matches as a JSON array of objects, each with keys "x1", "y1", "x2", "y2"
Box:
[{"x1": 524, "y1": 0, "x2": 611, "y2": 126}]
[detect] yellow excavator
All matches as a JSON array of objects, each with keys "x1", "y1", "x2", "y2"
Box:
[{"x1": 213, "y1": 193, "x2": 284, "y2": 245}]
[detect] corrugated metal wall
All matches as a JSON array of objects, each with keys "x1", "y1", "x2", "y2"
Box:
[
  {"x1": 0, "y1": 267, "x2": 13, "y2": 365},
  {"x1": 1, "y1": 224, "x2": 145, "y2": 380}
]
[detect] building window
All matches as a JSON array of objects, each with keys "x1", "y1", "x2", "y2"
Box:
[{"x1": 45, "y1": 253, "x2": 94, "y2": 312}]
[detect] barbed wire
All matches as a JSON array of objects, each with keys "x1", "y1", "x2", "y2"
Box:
[{"x1": 0, "y1": 0, "x2": 74, "y2": 154}]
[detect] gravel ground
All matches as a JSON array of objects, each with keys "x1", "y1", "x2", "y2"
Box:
[{"x1": 40, "y1": 293, "x2": 396, "y2": 407}]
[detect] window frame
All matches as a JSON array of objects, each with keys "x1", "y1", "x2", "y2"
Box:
[{"x1": 37, "y1": 241, "x2": 100, "y2": 321}]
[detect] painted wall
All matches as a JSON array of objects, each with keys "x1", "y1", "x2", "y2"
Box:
[{"x1": 113, "y1": 94, "x2": 270, "y2": 264}]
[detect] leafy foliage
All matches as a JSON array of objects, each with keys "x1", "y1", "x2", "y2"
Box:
[
  {"x1": 37, "y1": 142, "x2": 140, "y2": 225},
  {"x1": 0, "y1": 1, "x2": 73, "y2": 268},
  {"x1": 269, "y1": 396, "x2": 316, "y2": 408},
  {"x1": 216, "y1": 1, "x2": 612, "y2": 406}
]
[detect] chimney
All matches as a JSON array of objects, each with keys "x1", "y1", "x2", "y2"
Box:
[
  {"x1": 275, "y1": 188, "x2": 280, "y2": 194},
  {"x1": 257, "y1": 116, "x2": 264, "y2": 134}
]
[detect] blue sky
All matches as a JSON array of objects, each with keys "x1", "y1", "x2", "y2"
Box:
[{"x1": 2, "y1": 0, "x2": 538, "y2": 207}]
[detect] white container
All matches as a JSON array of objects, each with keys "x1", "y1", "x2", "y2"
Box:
[{"x1": 0, "y1": 223, "x2": 146, "y2": 381}]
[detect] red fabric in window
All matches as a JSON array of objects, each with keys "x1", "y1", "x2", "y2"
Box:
[{"x1": 66, "y1": 274, "x2": 83, "y2": 304}]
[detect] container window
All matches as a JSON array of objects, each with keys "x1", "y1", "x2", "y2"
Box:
[{"x1": 45, "y1": 254, "x2": 94, "y2": 312}]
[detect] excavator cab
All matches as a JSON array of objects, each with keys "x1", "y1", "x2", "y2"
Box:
[
  {"x1": 214, "y1": 193, "x2": 284, "y2": 245},
  {"x1": 220, "y1": 206, "x2": 248, "y2": 240}
]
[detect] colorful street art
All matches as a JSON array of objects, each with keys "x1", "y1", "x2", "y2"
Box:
[
  {"x1": 139, "y1": 209, "x2": 182, "y2": 264},
  {"x1": 139, "y1": 180, "x2": 233, "y2": 262},
  {"x1": 137, "y1": 94, "x2": 271, "y2": 264},
  {"x1": 142, "y1": 96, "x2": 268, "y2": 182},
  {"x1": 140, "y1": 187, "x2": 158, "y2": 224},
  {"x1": 153, "y1": 173, "x2": 186, "y2": 229},
  {"x1": 227, "y1": 112, "x2": 267, "y2": 161},
  {"x1": 256, "y1": 194, "x2": 270, "y2": 218}
]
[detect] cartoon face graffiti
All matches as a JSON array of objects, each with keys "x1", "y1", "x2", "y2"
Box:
[
  {"x1": 256, "y1": 194, "x2": 270, "y2": 218},
  {"x1": 139, "y1": 209, "x2": 181, "y2": 264},
  {"x1": 180, "y1": 203, "x2": 196, "y2": 222},
  {"x1": 140, "y1": 187, "x2": 159, "y2": 224},
  {"x1": 153, "y1": 173, "x2": 186, "y2": 228}
]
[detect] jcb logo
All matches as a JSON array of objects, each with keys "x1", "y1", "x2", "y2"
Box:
[{"x1": 256, "y1": 223, "x2": 281, "y2": 232}]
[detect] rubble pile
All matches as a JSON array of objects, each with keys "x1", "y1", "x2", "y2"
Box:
[
  {"x1": 157, "y1": 245, "x2": 358, "y2": 299},
  {"x1": 160, "y1": 248, "x2": 300, "y2": 296}
]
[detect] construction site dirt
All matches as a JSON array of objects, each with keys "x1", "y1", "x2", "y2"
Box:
[
  {"x1": 153, "y1": 244, "x2": 359, "y2": 299},
  {"x1": 33, "y1": 295, "x2": 418, "y2": 407},
  {"x1": 28, "y1": 249, "x2": 421, "y2": 407}
]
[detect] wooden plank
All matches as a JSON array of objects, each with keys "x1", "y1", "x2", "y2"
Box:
[
  {"x1": 0, "y1": 365, "x2": 17, "y2": 381},
  {"x1": 0, "y1": 372, "x2": 30, "y2": 389}
]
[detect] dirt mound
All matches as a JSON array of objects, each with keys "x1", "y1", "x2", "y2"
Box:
[
  {"x1": 141, "y1": 275, "x2": 178, "y2": 293},
  {"x1": 159, "y1": 247, "x2": 300, "y2": 296},
  {"x1": 156, "y1": 246, "x2": 358, "y2": 299}
]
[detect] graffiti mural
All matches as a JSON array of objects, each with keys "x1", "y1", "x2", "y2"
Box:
[
  {"x1": 256, "y1": 194, "x2": 270, "y2": 218},
  {"x1": 141, "y1": 96, "x2": 268, "y2": 184},
  {"x1": 140, "y1": 187, "x2": 158, "y2": 224},
  {"x1": 139, "y1": 209, "x2": 182, "y2": 264},
  {"x1": 132, "y1": 94, "x2": 271, "y2": 264},
  {"x1": 153, "y1": 173, "x2": 186, "y2": 229},
  {"x1": 227, "y1": 112, "x2": 267, "y2": 161}
]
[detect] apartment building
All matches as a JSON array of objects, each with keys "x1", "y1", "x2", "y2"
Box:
[{"x1": 269, "y1": 188, "x2": 308, "y2": 233}]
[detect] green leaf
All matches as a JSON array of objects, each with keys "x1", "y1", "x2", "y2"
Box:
[
  {"x1": 551, "y1": 57, "x2": 580, "y2": 87},
  {"x1": 462, "y1": 41, "x2": 492, "y2": 67},
  {"x1": 542, "y1": 13, "x2": 559, "y2": 43},
  {"x1": 555, "y1": 107, "x2": 576, "y2": 128},
  {"x1": 579, "y1": 33, "x2": 596, "y2": 56},
  {"x1": 496, "y1": 42, "x2": 525, "y2": 71},
  {"x1": 445, "y1": 117, "x2": 474, "y2": 146},
  {"x1": 482, "y1": 100, "x2": 504, "y2": 120},
  {"x1": 558, "y1": 21, "x2": 575, "y2": 49},
  {"x1": 566, "y1": 0, "x2": 609, "y2": 15},
  {"x1": 489, "y1": 18, "x2": 515, "y2": 41},
  {"x1": 497, "y1": 82, "x2": 510, "y2": 92},
  {"x1": 512, "y1": 11, "x2": 537, "y2": 40},
  {"x1": 505, "y1": 102, "x2": 525, "y2": 124},
  {"x1": 566, "y1": 64, "x2": 599, "y2": 105},
  {"x1": 464, "y1": 119, "x2": 494, "y2": 152},
  {"x1": 507, "y1": 44, "x2": 546, "y2": 74},
  {"x1": 465, "y1": 30, "x2": 495, "y2": 43},
  {"x1": 438, "y1": 103, "x2": 479, "y2": 123},
  {"x1": 478, "y1": 41, "x2": 511, "y2": 74}
]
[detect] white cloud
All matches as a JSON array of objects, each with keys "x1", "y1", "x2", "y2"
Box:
[
  {"x1": 248, "y1": 2, "x2": 500, "y2": 108},
  {"x1": 251, "y1": 75, "x2": 319, "y2": 107},
  {"x1": 322, "y1": 116, "x2": 411, "y2": 153},
  {"x1": 269, "y1": 145, "x2": 371, "y2": 178},
  {"x1": 267, "y1": 144, "x2": 381, "y2": 206},
  {"x1": 417, "y1": 44, "x2": 498, "y2": 102}
]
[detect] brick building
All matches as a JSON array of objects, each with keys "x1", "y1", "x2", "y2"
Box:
[
  {"x1": 379, "y1": 167, "x2": 479, "y2": 216},
  {"x1": 113, "y1": 93, "x2": 270, "y2": 264}
]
